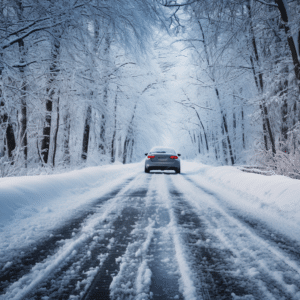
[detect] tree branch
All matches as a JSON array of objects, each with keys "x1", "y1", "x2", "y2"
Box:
[
  {"x1": 2, "y1": 21, "x2": 64, "y2": 50},
  {"x1": 161, "y1": 0, "x2": 198, "y2": 7},
  {"x1": 12, "y1": 61, "x2": 37, "y2": 68},
  {"x1": 254, "y1": 0, "x2": 278, "y2": 7},
  {"x1": 175, "y1": 100, "x2": 213, "y2": 110}
]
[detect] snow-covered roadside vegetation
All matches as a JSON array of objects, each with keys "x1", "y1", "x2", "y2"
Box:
[
  {"x1": 169, "y1": 0, "x2": 300, "y2": 177},
  {"x1": 0, "y1": 0, "x2": 167, "y2": 176}
]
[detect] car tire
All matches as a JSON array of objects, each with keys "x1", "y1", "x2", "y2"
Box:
[
  {"x1": 145, "y1": 167, "x2": 150, "y2": 173},
  {"x1": 175, "y1": 168, "x2": 180, "y2": 174}
]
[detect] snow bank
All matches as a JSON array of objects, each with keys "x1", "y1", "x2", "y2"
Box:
[
  {"x1": 0, "y1": 164, "x2": 143, "y2": 245},
  {"x1": 0, "y1": 163, "x2": 140, "y2": 228},
  {"x1": 183, "y1": 161, "x2": 300, "y2": 241}
]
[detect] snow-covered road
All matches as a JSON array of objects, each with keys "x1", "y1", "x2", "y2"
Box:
[{"x1": 1, "y1": 162, "x2": 300, "y2": 300}]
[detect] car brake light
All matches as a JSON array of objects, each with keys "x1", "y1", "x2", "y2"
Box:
[
  {"x1": 148, "y1": 155, "x2": 155, "y2": 159},
  {"x1": 170, "y1": 156, "x2": 178, "y2": 159}
]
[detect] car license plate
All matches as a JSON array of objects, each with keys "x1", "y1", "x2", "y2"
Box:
[{"x1": 158, "y1": 156, "x2": 167, "y2": 161}]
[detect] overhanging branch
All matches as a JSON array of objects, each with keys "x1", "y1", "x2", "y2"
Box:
[
  {"x1": 254, "y1": 0, "x2": 278, "y2": 7},
  {"x1": 161, "y1": 0, "x2": 198, "y2": 7}
]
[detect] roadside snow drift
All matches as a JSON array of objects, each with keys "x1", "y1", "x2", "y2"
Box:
[
  {"x1": 183, "y1": 161, "x2": 300, "y2": 242},
  {"x1": 0, "y1": 163, "x2": 142, "y2": 257},
  {"x1": 0, "y1": 163, "x2": 140, "y2": 227}
]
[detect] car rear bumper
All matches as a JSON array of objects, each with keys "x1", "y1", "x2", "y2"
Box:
[{"x1": 145, "y1": 161, "x2": 180, "y2": 170}]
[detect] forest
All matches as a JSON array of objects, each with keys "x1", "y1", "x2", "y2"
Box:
[{"x1": 0, "y1": 0, "x2": 300, "y2": 178}]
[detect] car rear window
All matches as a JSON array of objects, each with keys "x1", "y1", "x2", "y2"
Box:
[{"x1": 150, "y1": 148, "x2": 176, "y2": 154}]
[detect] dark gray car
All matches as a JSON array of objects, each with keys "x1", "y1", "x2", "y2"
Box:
[{"x1": 144, "y1": 147, "x2": 181, "y2": 173}]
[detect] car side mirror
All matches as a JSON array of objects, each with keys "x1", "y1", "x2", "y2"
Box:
[
  {"x1": 145, "y1": 153, "x2": 148, "y2": 156},
  {"x1": 178, "y1": 154, "x2": 181, "y2": 156}
]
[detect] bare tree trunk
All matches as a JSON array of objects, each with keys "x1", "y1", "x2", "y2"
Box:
[
  {"x1": 1, "y1": 101, "x2": 16, "y2": 159},
  {"x1": 111, "y1": 93, "x2": 118, "y2": 163},
  {"x1": 18, "y1": 38, "x2": 27, "y2": 167},
  {"x1": 118, "y1": 136, "x2": 122, "y2": 161},
  {"x1": 111, "y1": 129, "x2": 116, "y2": 163},
  {"x1": 5, "y1": 123, "x2": 16, "y2": 159},
  {"x1": 250, "y1": 56, "x2": 268, "y2": 150},
  {"x1": 13, "y1": 1, "x2": 27, "y2": 168},
  {"x1": 233, "y1": 110, "x2": 236, "y2": 161},
  {"x1": 20, "y1": 89, "x2": 27, "y2": 166},
  {"x1": 212, "y1": 132, "x2": 218, "y2": 160},
  {"x1": 0, "y1": 53, "x2": 16, "y2": 160},
  {"x1": 122, "y1": 137, "x2": 129, "y2": 164},
  {"x1": 193, "y1": 107, "x2": 209, "y2": 152},
  {"x1": 216, "y1": 88, "x2": 235, "y2": 165},
  {"x1": 275, "y1": 0, "x2": 300, "y2": 85},
  {"x1": 129, "y1": 139, "x2": 134, "y2": 162},
  {"x1": 263, "y1": 104, "x2": 276, "y2": 154},
  {"x1": 99, "y1": 88, "x2": 107, "y2": 155},
  {"x1": 82, "y1": 106, "x2": 92, "y2": 160},
  {"x1": 188, "y1": 131, "x2": 194, "y2": 145},
  {"x1": 279, "y1": 66, "x2": 289, "y2": 150},
  {"x1": 52, "y1": 98, "x2": 59, "y2": 166},
  {"x1": 123, "y1": 103, "x2": 137, "y2": 164},
  {"x1": 241, "y1": 108, "x2": 245, "y2": 149},
  {"x1": 99, "y1": 34, "x2": 110, "y2": 155},
  {"x1": 41, "y1": 99, "x2": 52, "y2": 164},
  {"x1": 41, "y1": 35, "x2": 61, "y2": 164},
  {"x1": 63, "y1": 112, "x2": 71, "y2": 165}
]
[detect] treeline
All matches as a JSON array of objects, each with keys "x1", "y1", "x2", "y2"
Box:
[
  {"x1": 0, "y1": 0, "x2": 162, "y2": 176},
  {"x1": 170, "y1": 0, "x2": 300, "y2": 177},
  {"x1": 2, "y1": 0, "x2": 300, "y2": 178}
]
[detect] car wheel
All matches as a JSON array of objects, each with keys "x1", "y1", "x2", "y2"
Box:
[
  {"x1": 175, "y1": 168, "x2": 180, "y2": 174},
  {"x1": 145, "y1": 167, "x2": 150, "y2": 173}
]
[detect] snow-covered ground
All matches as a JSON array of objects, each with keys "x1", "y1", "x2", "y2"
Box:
[
  {"x1": 0, "y1": 163, "x2": 139, "y2": 248},
  {"x1": 0, "y1": 161, "x2": 300, "y2": 299},
  {"x1": 183, "y1": 161, "x2": 300, "y2": 242}
]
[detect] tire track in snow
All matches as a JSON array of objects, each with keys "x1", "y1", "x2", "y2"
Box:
[
  {"x1": 168, "y1": 187, "x2": 257, "y2": 300},
  {"x1": 108, "y1": 182, "x2": 157, "y2": 300},
  {"x1": 108, "y1": 217, "x2": 155, "y2": 300},
  {"x1": 108, "y1": 173, "x2": 184, "y2": 300},
  {"x1": 0, "y1": 174, "x2": 148, "y2": 300},
  {"x1": 185, "y1": 176, "x2": 300, "y2": 264},
  {"x1": 82, "y1": 172, "x2": 184, "y2": 300},
  {"x1": 241, "y1": 218, "x2": 300, "y2": 261},
  {"x1": 82, "y1": 185, "x2": 150, "y2": 300},
  {"x1": 79, "y1": 175, "x2": 152, "y2": 300},
  {"x1": 80, "y1": 206, "x2": 142, "y2": 300},
  {"x1": 171, "y1": 175, "x2": 300, "y2": 300},
  {"x1": 147, "y1": 194, "x2": 184, "y2": 300},
  {"x1": 154, "y1": 173, "x2": 199, "y2": 300},
  {"x1": 0, "y1": 178, "x2": 134, "y2": 296}
]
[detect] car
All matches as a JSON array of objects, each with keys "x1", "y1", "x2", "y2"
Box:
[{"x1": 144, "y1": 147, "x2": 181, "y2": 173}]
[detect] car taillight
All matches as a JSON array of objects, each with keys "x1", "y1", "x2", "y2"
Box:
[
  {"x1": 148, "y1": 155, "x2": 155, "y2": 159},
  {"x1": 170, "y1": 156, "x2": 178, "y2": 159}
]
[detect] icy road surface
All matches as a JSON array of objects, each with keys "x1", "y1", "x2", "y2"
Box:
[{"x1": 1, "y1": 162, "x2": 300, "y2": 299}]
